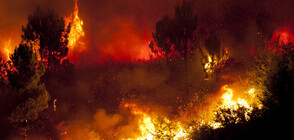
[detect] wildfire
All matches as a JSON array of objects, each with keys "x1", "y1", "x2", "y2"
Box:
[
  {"x1": 64, "y1": 0, "x2": 85, "y2": 62},
  {"x1": 58, "y1": 84, "x2": 262, "y2": 139},
  {"x1": 219, "y1": 85, "x2": 252, "y2": 110},
  {"x1": 122, "y1": 84, "x2": 262, "y2": 138},
  {"x1": 201, "y1": 48, "x2": 229, "y2": 78},
  {"x1": 124, "y1": 103, "x2": 191, "y2": 140},
  {"x1": 2, "y1": 38, "x2": 14, "y2": 60},
  {"x1": 204, "y1": 54, "x2": 213, "y2": 75},
  {"x1": 206, "y1": 85, "x2": 259, "y2": 129}
]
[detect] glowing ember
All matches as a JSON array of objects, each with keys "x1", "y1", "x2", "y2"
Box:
[{"x1": 248, "y1": 88, "x2": 255, "y2": 97}]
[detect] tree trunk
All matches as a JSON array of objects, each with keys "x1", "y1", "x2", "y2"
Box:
[{"x1": 184, "y1": 38, "x2": 189, "y2": 102}]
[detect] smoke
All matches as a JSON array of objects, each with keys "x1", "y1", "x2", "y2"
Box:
[
  {"x1": 2, "y1": 0, "x2": 294, "y2": 139},
  {"x1": 94, "y1": 18, "x2": 153, "y2": 62},
  {"x1": 0, "y1": 0, "x2": 179, "y2": 64},
  {"x1": 190, "y1": 0, "x2": 294, "y2": 59},
  {"x1": 2, "y1": 0, "x2": 294, "y2": 63}
]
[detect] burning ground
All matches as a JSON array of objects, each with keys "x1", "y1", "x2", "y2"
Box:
[{"x1": 1, "y1": 0, "x2": 294, "y2": 139}]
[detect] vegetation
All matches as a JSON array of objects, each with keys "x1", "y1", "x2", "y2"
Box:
[
  {"x1": 149, "y1": 0, "x2": 197, "y2": 59},
  {"x1": 149, "y1": 0, "x2": 198, "y2": 100},
  {"x1": 0, "y1": 43, "x2": 50, "y2": 139},
  {"x1": 22, "y1": 7, "x2": 70, "y2": 71},
  {"x1": 7, "y1": 43, "x2": 50, "y2": 123},
  {"x1": 199, "y1": 35, "x2": 229, "y2": 79},
  {"x1": 1, "y1": 0, "x2": 294, "y2": 139},
  {"x1": 193, "y1": 38, "x2": 294, "y2": 139}
]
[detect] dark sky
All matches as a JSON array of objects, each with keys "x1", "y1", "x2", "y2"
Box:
[{"x1": 1, "y1": 0, "x2": 294, "y2": 65}]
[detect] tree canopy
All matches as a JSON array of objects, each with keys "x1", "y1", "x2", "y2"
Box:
[
  {"x1": 150, "y1": 0, "x2": 197, "y2": 59},
  {"x1": 22, "y1": 7, "x2": 70, "y2": 71},
  {"x1": 7, "y1": 43, "x2": 50, "y2": 123}
]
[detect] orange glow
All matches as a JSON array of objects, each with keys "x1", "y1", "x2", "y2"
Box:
[
  {"x1": 202, "y1": 48, "x2": 229, "y2": 77},
  {"x1": 98, "y1": 18, "x2": 160, "y2": 62},
  {"x1": 68, "y1": 0, "x2": 84, "y2": 48},
  {"x1": 205, "y1": 85, "x2": 260, "y2": 129},
  {"x1": 59, "y1": 84, "x2": 262, "y2": 139},
  {"x1": 272, "y1": 29, "x2": 294, "y2": 45},
  {"x1": 219, "y1": 85, "x2": 252, "y2": 110},
  {"x1": 2, "y1": 38, "x2": 14, "y2": 61},
  {"x1": 221, "y1": 85, "x2": 233, "y2": 105},
  {"x1": 124, "y1": 103, "x2": 191, "y2": 139},
  {"x1": 64, "y1": 0, "x2": 86, "y2": 63}
]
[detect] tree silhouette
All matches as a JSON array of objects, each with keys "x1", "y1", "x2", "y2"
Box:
[
  {"x1": 0, "y1": 57, "x2": 12, "y2": 94},
  {"x1": 151, "y1": 0, "x2": 197, "y2": 59},
  {"x1": 150, "y1": 0, "x2": 197, "y2": 99},
  {"x1": 22, "y1": 7, "x2": 70, "y2": 72},
  {"x1": 7, "y1": 43, "x2": 50, "y2": 123}
]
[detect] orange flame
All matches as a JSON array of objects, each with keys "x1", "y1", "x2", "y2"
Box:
[
  {"x1": 64, "y1": 0, "x2": 85, "y2": 62},
  {"x1": 219, "y1": 85, "x2": 252, "y2": 110},
  {"x1": 206, "y1": 85, "x2": 260, "y2": 129},
  {"x1": 2, "y1": 38, "x2": 14, "y2": 61},
  {"x1": 124, "y1": 103, "x2": 191, "y2": 140}
]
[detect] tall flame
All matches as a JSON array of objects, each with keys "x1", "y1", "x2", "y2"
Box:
[
  {"x1": 68, "y1": 0, "x2": 84, "y2": 48},
  {"x1": 64, "y1": 0, "x2": 85, "y2": 62},
  {"x1": 2, "y1": 38, "x2": 13, "y2": 61}
]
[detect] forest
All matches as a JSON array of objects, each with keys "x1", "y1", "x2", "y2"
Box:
[{"x1": 0, "y1": 0, "x2": 293, "y2": 139}]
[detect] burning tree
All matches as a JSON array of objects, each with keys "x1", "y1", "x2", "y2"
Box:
[
  {"x1": 65, "y1": 0, "x2": 85, "y2": 50},
  {"x1": 64, "y1": 0, "x2": 85, "y2": 62},
  {"x1": 21, "y1": 7, "x2": 70, "y2": 71},
  {"x1": 199, "y1": 35, "x2": 229, "y2": 80}
]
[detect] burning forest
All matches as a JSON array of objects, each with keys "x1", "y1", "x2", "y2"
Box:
[{"x1": 0, "y1": 0, "x2": 294, "y2": 139}]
